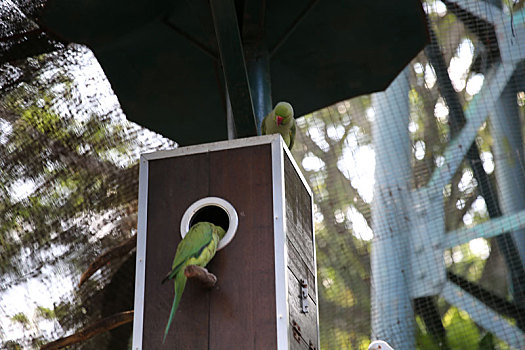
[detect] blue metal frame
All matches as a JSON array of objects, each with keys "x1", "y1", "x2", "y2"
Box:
[
  {"x1": 491, "y1": 81, "x2": 525, "y2": 270},
  {"x1": 371, "y1": 68, "x2": 414, "y2": 348},
  {"x1": 372, "y1": 1, "x2": 525, "y2": 347}
]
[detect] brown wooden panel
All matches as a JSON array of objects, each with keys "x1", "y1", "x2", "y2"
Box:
[
  {"x1": 143, "y1": 153, "x2": 211, "y2": 348},
  {"x1": 284, "y1": 156, "x2": 315, "y2": 275},
  {"x1": 288, "y1": 268, "x2": 319, "y2": 349},
  {"x1": 208, "y1": 144, "x2": 278, "y2": 350}
]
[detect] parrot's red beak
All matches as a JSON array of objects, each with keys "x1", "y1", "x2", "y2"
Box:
[{"x1": 276, "y1": 115, "x2": 284, "y2": 126}]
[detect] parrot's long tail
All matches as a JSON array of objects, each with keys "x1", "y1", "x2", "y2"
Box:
[{"x1": 163, "y1": 271, "x2": 187, "y2": 343}]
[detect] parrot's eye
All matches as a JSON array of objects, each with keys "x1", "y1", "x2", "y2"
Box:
[{"x1": 378, "y1": 346, "x2": 381, "y2": 349}]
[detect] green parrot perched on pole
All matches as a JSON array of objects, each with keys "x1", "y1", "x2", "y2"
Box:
[
  {"x1": 162, "y1": 221, "x2": 226, "y2": 342},
  {"x1": 262, "y1": 101, "x2": 296, "y2": 149}
]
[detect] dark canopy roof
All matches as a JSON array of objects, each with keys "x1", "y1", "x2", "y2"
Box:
[{"x1": 3, "y1": 0, "x2": 428, "y2": 145}]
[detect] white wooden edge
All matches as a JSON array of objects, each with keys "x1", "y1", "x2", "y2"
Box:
[
  {"x1": 132, "y1": 156, "x2": 149, "y2": 350},
  {"x1": 142, "y1": 134, "x2": 281, "y2": 161},
  {"x1": 272, "y1": 137, "x2": 290, "y2": 350}
]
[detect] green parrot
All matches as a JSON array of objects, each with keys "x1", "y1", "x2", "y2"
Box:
[
  {"x1": 261, "y1": 101, "x2": 296, "y2": 149},
  {"x1": 162, "y1": 221, "x2": 226, "y2": 342}
]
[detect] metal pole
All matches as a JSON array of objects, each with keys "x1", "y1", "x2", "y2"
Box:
[
  {"x1": 246, "y1": 50, "x2": 272, "y2": 135},
  {"x1": 370, "y1": 68, "x2": 414, "y2": 349},
  {"x1": 225, "y1": 88, "x2": 236, "y2": 140},
  {"x1": 491, "y1": 79, "x2": 525, "y2": 310},
  {"x1": 210, "y1": 0, "x2": 258, "y2": 138},
  {"x1": 242, "y1": 0, "x2": 272, "y2": 135}
]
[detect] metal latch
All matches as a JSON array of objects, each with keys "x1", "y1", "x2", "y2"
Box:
[{"x1": 300, "y1": 279, "x2": 309, "y2": 313}]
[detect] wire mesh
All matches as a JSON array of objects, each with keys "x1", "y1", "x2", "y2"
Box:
[{"x1": 1, "y1": 0, "x2": 525, "y2": 349}]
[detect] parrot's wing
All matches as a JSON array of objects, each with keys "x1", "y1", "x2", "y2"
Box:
[
  {"x1": 167, "y1": 222, "x2": 214, "y2": 279},
  {"x1": 288, "y1": 120, "x2": 296, "y2": 150}
]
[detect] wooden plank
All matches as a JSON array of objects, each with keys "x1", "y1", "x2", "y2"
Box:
[
  {"x1": 287, "y1": 239, "x2": 316, "y2": 303},
  {"x1": 288, "y1": 269, "x2": 319, "y2": 349},
  {"x1": 208, "y1": 144, "x2": 278, "y2": 349},
  {"x1": 289, "y1": 326, "x2": 310, "y2": 350},
  {"x1": 283, "y1": 152, "x2": 319, "y2": 349},
  {"x1": 284, "y1": 155, "x2": 315, "y2": 275},
  {"x1": 142, "y1": 154, "x2": 211, "y2": 348}
]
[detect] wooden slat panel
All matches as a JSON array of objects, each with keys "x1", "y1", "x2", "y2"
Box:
[
  {"x1": 284, "y1": 156, "x2": 315, "y2": 274},
  {"x1": 288, "y1": 268, "x2": 319, "y2": 349},
  {"x1": 208, "y1": 144, "x2": 278, "y2": 349},
  {"x1": 143, "y1": 153, "x2": 211, "y2": 348},
  {"x1": 283, "y1": 152, "x2": 318, "y2": 350},
  {"x1": 287, "y1": 239, "x2": 316, "y2": 303},
  {"x1": 288, "y1": 324, "x2": 311, "y2": 350}
]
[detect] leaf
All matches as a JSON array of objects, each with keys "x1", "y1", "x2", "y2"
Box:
[{"x1": 443, "y1": 307, "x2": 480, "y2": 349}]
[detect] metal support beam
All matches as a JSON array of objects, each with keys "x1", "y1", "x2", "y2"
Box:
[
  {"x1": 447, "y1": 271, "x2": 525, "y2": 323},
  {"x1": 442, "y1": 282, "x2": 525, "y2": 349},
  {"x1": 495, "y1": 8, "x2": 525, "y2": 64},
  {"x1": 445, "y1": 208, "x2": 525, "y2": 248},
  {"x1": 371, "y1": 68, "x2": 414, "y2": 349},
  {"x1": 427, "y1": 63, "x2": 515, "y2": 192},
  {"x1": 242, "y1": 0, "x2": 272, "y2": 134},
  {"x1": 377, "y1": 2, "x2": 525, "y2": 347},
  {"x1": 443, "y1": 0, "x2": 500, "y2": 23},
  {"x1": 491, "y1": 80, "x2": 525, "y2": 268},
  {"x1": 210, "y1": 0, "x2": 257, "y2": 138},
  {"x1": 490, "y1": 79, "x2": 525, "y2": 314},
  {"x1": 225, "y1": 88, "x2": 236, "y2": 140},
  {"x1": 246, "y1": 52, "x2": 271, "y2": 134}
]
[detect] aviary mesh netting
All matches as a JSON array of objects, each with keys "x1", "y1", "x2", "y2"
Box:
[{"x1": 1, "y1": 0, "x2": 525, "y2": 349}]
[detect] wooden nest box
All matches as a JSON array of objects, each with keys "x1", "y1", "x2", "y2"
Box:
[{"x1": 133, "y1": 135, "x2": 319, "y2": 349}]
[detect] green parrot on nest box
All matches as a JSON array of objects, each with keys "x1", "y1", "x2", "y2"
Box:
[
  {"x1": 162, "y1": 221, "x2": 226, "y2": 341},
  {"x1": 262, "y1": 101, "x2": 296, "y2": 149}
]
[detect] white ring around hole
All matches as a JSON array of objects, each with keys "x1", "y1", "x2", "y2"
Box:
[{"x1": 180, "y1": 197, "x2": 238, "y2": 250}]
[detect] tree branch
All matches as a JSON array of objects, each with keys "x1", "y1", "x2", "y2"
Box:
[
  {"x1": 40, "y1": 311, "x2": 134, "y2": 350},
  {"x1": 184, "y1": 265, "x2": 217, "y2": 288},
  {"x1": 78, "y1": 234, "x2": 137, "y2": 287}
]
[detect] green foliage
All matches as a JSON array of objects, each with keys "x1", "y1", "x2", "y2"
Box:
[
  {"x1": 0, "y1": 76, "x2": 139, "y2": 276},
  {"x1": 0, "y1": 50, "x2": 153, "y2": 348},
  {"x1": 293, "y1": 100, "x2": 372, "y2": 349},
  {"x1": 443, "y1": 307, "x2": 480, "y2": 349},
  {"x1": 35, "y1": 306, "x2": 55, "y2": 320},
  {"x1": 416, "y1": 329, "x2": 442, "y2": 350},
  {"x1": 2, "y1": 340, "x2": 23, "y2": 350},
  {"x1": 478, "y1": 332, "x2": 496, "y2": 350},
  {"x1": 10, "y1": 312, "x2": 29, "y2": 326}
]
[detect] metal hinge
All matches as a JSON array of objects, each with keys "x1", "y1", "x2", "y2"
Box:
[{"x1": 300, "y1": 279, "x2": 309, "y2": 313}]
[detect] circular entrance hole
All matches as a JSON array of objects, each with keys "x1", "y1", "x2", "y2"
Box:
[
  {"x1": 189, "y1": 205, "x2": 229, "y2": 232},
  {"x1": 180, "y1": 197, "x2": 238, "y2": 250}
]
